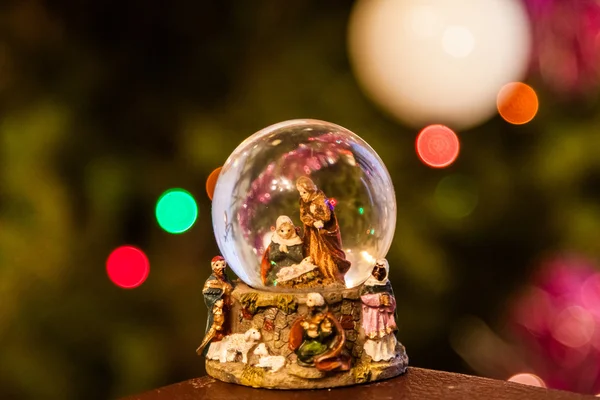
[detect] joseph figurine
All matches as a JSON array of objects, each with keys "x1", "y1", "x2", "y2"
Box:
[
  {"x1": 296, "y1": 176, "x2": 351, "y2": 284},
  {"x1": 196, "y1": 256, "x2": 233, "y2": 355}
]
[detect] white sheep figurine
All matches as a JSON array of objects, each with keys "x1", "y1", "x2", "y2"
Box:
[
  {"x1": 253, "y1": 343, "x2": 286, "y2": 372},
  {"x1": 206, "y1": 328, "x2": 261, "y2": 364}
]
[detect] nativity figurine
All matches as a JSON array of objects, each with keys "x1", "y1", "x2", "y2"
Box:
[
  {"x1": 360, "y1": 259, "x2": 398, "y2": 362},
  {"x1": 288, "y1": 292, "x2": 351, "y2": 372},
  {"x1": 296, "y1": 176, "x2": 351, "y2": 285},
  {"x1": 196, "y1": 256, "x2": 234, "y2": 355},
  {"x1": 260, "y1": 215, "x2": 305, "y2": 285}
]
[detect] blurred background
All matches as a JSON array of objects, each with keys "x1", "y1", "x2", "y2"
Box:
[{"x1": 2, "y1": 0, "x2": 600, "y2": 398}]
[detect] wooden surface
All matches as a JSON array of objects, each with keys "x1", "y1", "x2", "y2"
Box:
[{"x1": 123, "y1": 367, "x2": 596, "y2": 400}]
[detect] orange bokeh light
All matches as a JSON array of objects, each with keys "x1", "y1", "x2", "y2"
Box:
[
  {"x1": 497, "y1": 82, "x2": 539, "y2": 125},
  {"x1": 206, "y1": 167, "x2": 222, "y2": 201}
]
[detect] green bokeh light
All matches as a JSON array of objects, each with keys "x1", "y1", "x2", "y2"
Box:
[
  {"x1": 155, "y1": 188, "x2": 198, "y2": 234},
  {"x1": 358, "y1": 207, "x2": 364, "y2": 215},
  {"x1": 434, "y1": 175, "x2": 478, "y2": 219}
]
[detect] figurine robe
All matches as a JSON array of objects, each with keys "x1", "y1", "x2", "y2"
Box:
[
  {"x1": 299, "y1": 190, "x2": 350, "y2": 283},
  {"x1": 289, "y1": 305, "x2": 351, "y2": 372},
  {"x1": 200, "y1": 272, "x2": 233, "y2": 353},
  {"x1": 360, "y1": 275, "x2": 398, "y2": 361},
  {"x1": 261, "y1": 215, "x2": 304, "y2": 285}
]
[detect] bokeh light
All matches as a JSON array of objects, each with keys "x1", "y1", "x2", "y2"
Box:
[
  {"x1": 509, "y1": 255, "x2": 600, "y2": 392},
  {"x1": 497, "y1": 82, "x2": 539, "y2": 125},
  {"x1": 434, "y1": 174, "x2": 478, "y2": 219},
  {"x1": 206, "y1": 167, "x2": 222, "y2": 201},
  {"x1": 524, "y1": 0, "x2": 600, "y2": 96},
  {"x1": 155, "y1": 188, "x2": 198, "y2": 234},
  {"x1": 508, "y1": 373, "x2": 546, "y2": 388},
  {"x1": 442, "y1": 26, "x2": 475, "y2": 58},
  {"x1": 106, "y1": 246, "x2": 150, "y2": 289},
  {"x1": 581, "y1": 274, "x2": 600, "y2": 320},
  {"x1": 416, "y1": 125, "x2": 460, "y2": 168},
  {"x1": 551, "y1": 306, "x2": 595, "y2": 348},
  {"x1": 348, "y1": 0, "x2": 532, "y2": 129}
]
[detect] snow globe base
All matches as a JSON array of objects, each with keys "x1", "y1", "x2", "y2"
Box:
[{"x1": 204, "y1": 283, "x2": 408, "y2": 389}]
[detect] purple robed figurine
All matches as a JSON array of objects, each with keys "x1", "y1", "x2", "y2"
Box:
[{"x1": 360, "y1": 259, "x2": 398, "y2": 361}]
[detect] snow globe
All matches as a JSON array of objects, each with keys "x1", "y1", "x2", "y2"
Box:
[{"x1": 197, "y1": 119, "x2": 408, "y2": 389}]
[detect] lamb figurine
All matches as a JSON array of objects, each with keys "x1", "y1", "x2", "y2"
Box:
[
  {"x1": 253, "y1": 343, "x2": 286, "y2": 372},
  {"x1": 206, "y1": 328, "x2": 261, "y2": 364}
]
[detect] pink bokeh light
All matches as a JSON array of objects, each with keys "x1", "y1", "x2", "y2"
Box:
[
  {"x1": 509, "y1": 255, "x2": 600, "y2": 393},
  {"x1": 508, "y1": 373, "x2": 547, "y2": 388}
]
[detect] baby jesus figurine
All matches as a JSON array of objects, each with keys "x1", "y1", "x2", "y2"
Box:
[{"x1": 261, "y1": 216, "x2": 304, "y2": 285}]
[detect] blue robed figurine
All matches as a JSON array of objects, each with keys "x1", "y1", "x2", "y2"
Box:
[{"x1": 196, "y1": 256, "x2": 234, "y2": 355}]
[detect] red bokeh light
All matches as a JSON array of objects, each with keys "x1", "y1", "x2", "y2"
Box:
[
  {"x1": 415, "y1": 125, "x2": 460, "y2": 168},
  {"x1": 106, "y1": 246, "x2": 150, "y2": 289}
]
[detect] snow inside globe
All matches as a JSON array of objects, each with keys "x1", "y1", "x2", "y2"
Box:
[{"x1": 211, "y1": 119, "x2": 396, "y2": 291}]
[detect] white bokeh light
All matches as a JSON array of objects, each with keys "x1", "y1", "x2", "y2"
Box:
[
  {"x1": 442, "y1": 26, "x2": 475, "y2": 58},
  {"x1": 348, "y1": 0, "x2": 532, "y2": 130},
  {"x1": 409, "y1": 5, "x2": 439, "y2": 37}
]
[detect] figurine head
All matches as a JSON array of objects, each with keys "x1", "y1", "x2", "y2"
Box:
[
  {"x1": 244, "y1": 328, "x2": 261, "y2": 341},
  {"x1": 296, "y1": 176, "x2": 317, "y2": 202},
  {"x1": 371, "y1": 258, "x2": 389, "y2": 282},
  {"x1": 304, "y1": 322, "x2": 320, "y2": 338},
  {"x1": 272, "y1": 215, "x2": 296, "y2": 240},
  {"x1": 253, "y1": 343, "x2": 269, "y2": 356},
  {"x1": 211, "y1": 255, "x2": 227, "y2": 277},
  {"x1": 306, "y1": 292, "x2": 325, "y2": 308}
]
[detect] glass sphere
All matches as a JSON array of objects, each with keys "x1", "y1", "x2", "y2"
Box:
[{"x1": 212, "y1": 119, "x2": 396, "y2": 291}]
